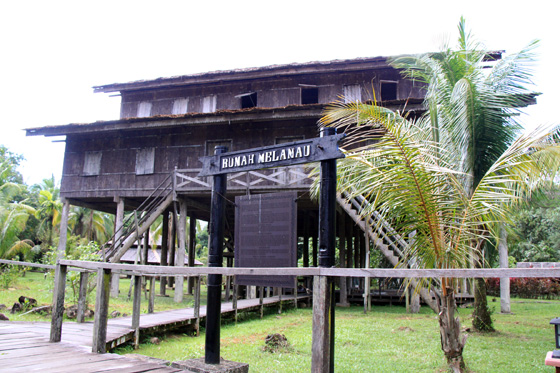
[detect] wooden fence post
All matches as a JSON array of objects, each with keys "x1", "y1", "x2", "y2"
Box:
[
  {"x1": 76, "y1": 271, "x2": 89, "y2": 323},
  {"x1": 194, "y1": 275, "x2": 201, "y2": 336},
  {"x1": 132, "y1": 274, "x2": 142, "y2": 349},
  {"x1": 92, "y1": 268, "x2": 111, "y2": 353},
  {"x1": 312, "y1": 275, "x2": 333, "y2": 373},
  {"x1": 233, "y1": 282, "x2": 238, "y2": 324},
  {"x1": 50, "y1": 263, "x2": 67, "y2": 342},
  {"x1": 148, "y1": 276, "x2": 156, "y2": 314},
  {"x1": 259, "y1": 286, "x2": 264, "y2": 319}
]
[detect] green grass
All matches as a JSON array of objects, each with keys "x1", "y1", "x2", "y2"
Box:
[
  {"x1": 0, "y1": 271, "x2": 204, "y2": 321},
  {"x1": 2, "y1": 272, "x2": 558, "y2": 371},
  {"x1": 115, "y1": 299, "x2": 559, "y2": 372}
]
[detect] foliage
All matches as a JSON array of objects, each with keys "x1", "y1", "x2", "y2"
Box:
[
  {"x1": 0, "y1": 264, "x2": 22, "y2": 289},
  {"x1": 487, "y1": 277, "x2": 560, "y2": 299},
  {"x1": 69, "y1": 206, "x2": 114, "y2": 245},
  {"x1": 508, "y1": 191, "x2": 560, "y2": 262},
  {"x1": 44, "y1": 241, "x2": 101, "y2": 304},
  {"x1": 0, "y1": 144, "x2": 24, "y2": 185},
  {"x1": 0, "y1": 182, "x2": 36, "y2": 259}
]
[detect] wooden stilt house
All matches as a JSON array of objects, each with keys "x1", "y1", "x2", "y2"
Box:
[{"x1": 26, "y1": 56, "x2": 434, "y2": 305}]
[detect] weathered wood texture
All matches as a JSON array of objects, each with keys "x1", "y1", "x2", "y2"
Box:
[
  {"x1": 0, "y1": 323, "x2": 182, "y2": 373},
  {"x1": 92, "y1": 268, "x2": 111, "y2": 353},
  {"x1": 50, "y1": 264, "x2": 67, "y2": 342},
  {"x1": 58, "y1": 259, "x2": 560, "y2": 278}
]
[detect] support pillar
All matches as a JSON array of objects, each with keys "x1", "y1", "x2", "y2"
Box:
[
  {"x1": 338, "y1": 212, "x2": 349, "y2": 306},
  {"x1": 160, "y1": 210, "x2": 169, "y2": 295},
  {"x1": 57, "y1": 198, "x2": 70, "y2": 260},
  {"x1": 499, "y1": 225, "x2": 511, "y2": 313},
  {"x1": 312, "y1": 127, "x2": 337, "y2": 373},
  {"x1": 111, "y1": 197, "x2": 125, "y2": 298},
  {"x1": 205, "y1": 146, "x2": 227, "y2": 365},
  {"x1": 92, "y1": 268, "x2": 111, "y2": 353},
  {"x1": 50, "y1": 263, "x2": 67, "y2": 342},
  {"x1": 188, "y1": 216, "x2": 196, "y2": 294},
  {"x1": 174, "y1": 198, "x2": 187, "y2": 303}
]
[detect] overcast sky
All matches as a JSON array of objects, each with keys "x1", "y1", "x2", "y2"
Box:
[{"x1": 1, "y1": 1, "x2": 557, "y2": 185}]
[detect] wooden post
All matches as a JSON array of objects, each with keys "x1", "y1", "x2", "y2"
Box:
[
  {"x1": 148, "y1": 276, "x2": 156, "y2": 313},
  {"x1": 50, "y1": 263, "x2": 67, "y2": 342},
  {"x1": 57, "y1": 199, "x2": 70, "y2": 260},
  {"x1": 312, "y1": 127, "x2": 337, "y2": 373},
  {"x1": 312, "y1": 275, "x2": 332, "y2": 373},
  {"x1": 294, "y1": 277, "x2": 298, "y2": 309},
  {"x1": 92, "y1": 268, "x2": 111, "y2": 353},
  {"x1": 76, "y1": 271, "x2": 89, "y2": 323},
  {"x1": 111, "y1": 197, "x2": 125, "y2": 298},
  {"x1": 233, "y1": 282, "x2": 238, "y2": 324},
  {"x1": 312, "y1": 217, "x2": 318, "y2": 268},
  {"x1": 188, "y1": 216, "x2": 196, "y2": 294},
  {"x1": 160, "y1": 210, "x2": 169, "y2": 295},
  {"x1": 194, "y1": 275, "x2": 201, "y2": 336},
  {"x1": 132, "y1": 274, "x2": 142, "y2": 349},
  {"x1": 499, "y1": 225, "x2": 511, "y2": 313},
  {"x1": 364, "y1": 216, "x2": 371, "y2": 313},
  {"x1": 303, "y1": 212, "x2": 310, "y2": 268},
  {"x1": 205, "y1": 145, "x2": 227, "y2": 365},
  {"x1": 168, "y1": 213, "x2": 176, "y2": 288},
  {"x1": 339, "y1": 212, "x2": 348, "y2": 306},
  {"x1": 278, "y1": 288, "x2": 283, "y2": 314},
  {"x1": 259, "y1": 286, "x2": 264, "y2": 319},
  {"x1": 175, "y1": 198, "x2": 187, "y2": 303}
]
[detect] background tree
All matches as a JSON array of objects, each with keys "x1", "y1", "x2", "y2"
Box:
[
  {"x1": 0, "y1": 182, "x2": 36, "y2": 259},
  {"x1": 391, "y1": 17, "x2": 539, "y2": 331}
]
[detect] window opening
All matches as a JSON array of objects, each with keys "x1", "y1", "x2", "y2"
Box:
[
  {"x1": 301, "y1": 87, "x2": 319, "y2": 104},
  {"x1": 239, "y1": 92, "x2": 257, "y2": 109},
  {"x1": 83, "y1": 151, "x2": 102, "y2": 176},
  {"x1": 202, "y1": 95, "x2": 217, "y2": 113},
  {"x1": 137, "y1": 101, "x2": 152, "y2": 117},
  {"x1": 343, "y1": 85, "x2": 361, "y2": 103},
  {"x1": 135, "y1": 148, "x2": 155, "y2": 175},
  {"x1": 172, "y1": 98, "x2": 189, "y2": 115},
  {"x1": 381, "y1": 81, "x2": 398, "y2": 101}
]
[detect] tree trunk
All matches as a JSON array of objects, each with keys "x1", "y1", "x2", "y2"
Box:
[
  {"x1": 472, "y1": 239, "x2": 495, "y2": 332},
  {"x1": 436, "y1": 288, "x2": 467, "y2": 373},
  {"x1": 472, "y1": 277, "x2": 495, "y2": 332}
]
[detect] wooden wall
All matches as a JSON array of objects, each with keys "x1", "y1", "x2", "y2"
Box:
[{"x1": 60, "y1": 118, "x2": 319, "y2": 199}]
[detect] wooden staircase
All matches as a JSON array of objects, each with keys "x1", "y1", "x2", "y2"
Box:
[
  {"x1": 336, "y1": 192, "x2": 438, "y2": 312},
  {"x1": 103, "y1": 174, "x2": 175, "y2": 263}
]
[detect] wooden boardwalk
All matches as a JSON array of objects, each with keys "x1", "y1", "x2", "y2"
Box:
[{"x1": 0, "y1": 323, "x2": 184, "y2": 372}]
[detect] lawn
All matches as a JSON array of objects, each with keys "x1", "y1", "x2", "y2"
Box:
[
  {"x1": 1, "y1": 270, "x2": 558, "y2": 372},
  {"x1": 114, "y1": 297, "x2": 559, "y2": 372},
  {"x1": 0, "y1": 270, "x2": 203, "y2": 321}
]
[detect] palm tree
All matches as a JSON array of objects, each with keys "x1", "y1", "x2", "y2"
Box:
[
  {"x1": 321, "y1": 100, "x2": 559, "y2": 371},
  {"x1": 0, "y1": 182, "x2": 36, "y2": 259},
  {"x1": 33, "y1": 178, "x2": 62, "y2": 247},
  {"x1": 69, "y1": 206, "x2": 114, "y2": 244},
  {"x1": 390, "y1": 17, "x2": 540, "y2": 331}
]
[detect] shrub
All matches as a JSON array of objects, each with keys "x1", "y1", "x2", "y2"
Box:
[{"x1": 487, "y1": 277, "x2": 560, "y2": 299}]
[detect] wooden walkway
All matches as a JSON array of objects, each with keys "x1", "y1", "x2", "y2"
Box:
[{"x1": 0, "y1": 323, "x2": 185, "y2": 372}]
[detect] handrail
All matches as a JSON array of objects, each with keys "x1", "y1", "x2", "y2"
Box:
[{"x1": 57, "y1": 260, "x2": 560, "y2": 279}]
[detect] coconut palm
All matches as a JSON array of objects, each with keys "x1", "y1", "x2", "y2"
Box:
[
  {"x1": 390, "y1": 17, "x2": 540, "y2": 331},
  {"x1": 69, "y1": 206, "x2": 114, "y2": 244},
  {"x1": 321, "y1": 99, "x2": 560, "y2": 371},
  {"x1": 0, "y1": 182, "x2": 36, "y2": 259}
]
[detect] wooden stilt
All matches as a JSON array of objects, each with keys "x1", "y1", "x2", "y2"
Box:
[
  {"x1": 92, "y1": 268, "x2": 111, "y2": 353},
  {"x1": 50, "y1": 263, "x2": 67, "y2": 342},
  {"x1": 132, "y1": 275, "x2": 142, "y2": 349},
  {"x1": 76, "y1": 271, "x2": 89, "y2": 323},
  {"x1": 160, "y1": 210, "x2": 169, "y2": 295}
]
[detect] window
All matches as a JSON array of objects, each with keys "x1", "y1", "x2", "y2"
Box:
[
  {"x1": 137, "y1": 101, "x2": 152, "y2": 117},
  {"x1": 343, "y1": 85, "x2": 361, "y2": 103},
  {"x1": 135, "y1": 148, "x2": 155, "y2": 175},
  {"x1": 202, "y1": 95, "x2": 217, "y2": 113},
  {"x1": 381, "y1": 81, "x2": 398, "y2": 101},
  {"x1": 301, "y1": 87, "x2": 319, "y2": 104},
  {"x1": 239, "y1": 92, "x2": 257, "y2": 109},
  {"x1": 83, "y1": 151, "x2": 102, "y2": 176},
  {"x1": 172, "y1": 98, "x2": 189, "y2": 115}
]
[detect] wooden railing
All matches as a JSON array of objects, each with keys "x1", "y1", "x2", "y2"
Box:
[
  {"x1": 174, "y1": 166, "x2": 314, "y2": 192},
  {"x1": 46, "y1": 259, "x2": 560, "y2": 370}
]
